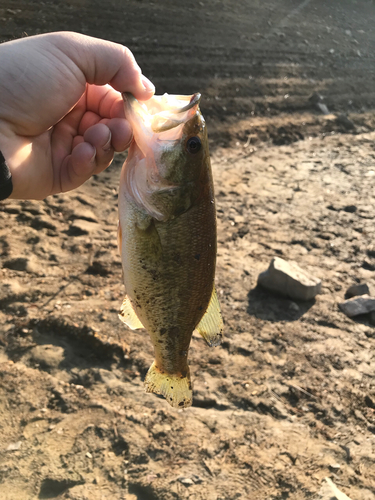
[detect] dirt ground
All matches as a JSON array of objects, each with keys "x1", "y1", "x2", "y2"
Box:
[{"x1": 1, "y1": 1, "x2": 375, "y2": 499}]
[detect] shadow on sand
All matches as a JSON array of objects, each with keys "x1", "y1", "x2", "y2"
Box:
[{"x1": 247, "y1": 285, "x2": 315, "y2": 323}]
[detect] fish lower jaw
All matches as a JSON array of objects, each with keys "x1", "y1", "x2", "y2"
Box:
[{"x1": 144, "y1": 361, "x2": 192, "y2": 409}]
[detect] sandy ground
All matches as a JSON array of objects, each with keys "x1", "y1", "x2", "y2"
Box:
[{"x1": 1, "y1": 1, "x2": 375, "y2": 499}]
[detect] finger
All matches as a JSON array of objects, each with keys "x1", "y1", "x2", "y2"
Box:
[
  {"x1": 79, "y1": 116, "x2": 132, "y2": 152},
  {"x1": 83, "y1": 123, "x2": 115, "y2": 174},
  {"x1": 106, "y1": 118, "x2": 133, "y2": 152},
  {"x1": 58, "y1": 117, "x2": 132, "y2": 193},
  {"x1": 59, "y1": 142, "x2": 97, "y2": 193},
  {"x1": 72, "y1": 135, "x2": 84, "y2": 149},
  {"x1": 80, "y1": 86, "x2": 129, "y2": 123},
  {"x1": 59, "y1": 123, "x2": 116, "y2": 192},
  {"x1": 48, "y1": 32, "x2": 155, "y2": 101},
  {"x1": 78, "y1": 110, "x2": 102, "y2": 135}
]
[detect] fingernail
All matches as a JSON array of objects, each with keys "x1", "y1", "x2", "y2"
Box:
[
  {"x1": 90, "y1": 148, "x2": 97, "y2": 163},
  {"x1": 141, "y1": 75, "x2": 155, "y2": 93},
  {"x1": 103, "y1": 132, "x2": 112, "y2": 152},
  {"x1": 124, "y1": 134, "x2": 134, "y2": 150}
]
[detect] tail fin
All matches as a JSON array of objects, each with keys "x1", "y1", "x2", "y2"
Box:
[{"x1": 144, "y1": 362, "x2": 193, "y2": 409}]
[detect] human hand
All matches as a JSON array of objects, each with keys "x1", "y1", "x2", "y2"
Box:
[{"x1": 0, "y1": 31, "x2": 155, "y2": 200}]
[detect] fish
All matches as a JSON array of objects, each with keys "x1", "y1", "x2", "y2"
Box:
[{"x1": 118, "y1": 91, "x2": 223, "y2": 408}]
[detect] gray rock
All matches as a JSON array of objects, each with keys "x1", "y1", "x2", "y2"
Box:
[
  {"x1": 345, "y1": 283, "x2": 370, "y2": 298},
  {"x1": 257, "y1": 257, "x2": 321, "y2": 301},
  {"x1": 308, "y1": 92, "x2": 324, "y2": 105},
  {"x1": 336, "y1": 114, "x2": 355, "y2": 130},
  {"x1": 338, "y1": 295, "x2": 375, "y2": 318},
  {"x1": 317, "y1": 102, "x2": 330, "y2": 115}
]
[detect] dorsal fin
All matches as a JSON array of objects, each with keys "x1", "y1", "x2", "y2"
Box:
[
  {"x1": 118, "y1": 295, "x2": 144, "y2": 330},
  {"x1": 194, "y1": 287, "x2": 223, "y2": 347}
]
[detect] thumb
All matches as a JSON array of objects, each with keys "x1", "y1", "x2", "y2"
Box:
[{"x1": 48, "y1": 31, "x2": 155, "y2": 100}]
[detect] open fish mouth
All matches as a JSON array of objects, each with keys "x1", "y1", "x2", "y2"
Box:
[{"x1": 123, "y1": 92, "x2": 201, "y2": 133}]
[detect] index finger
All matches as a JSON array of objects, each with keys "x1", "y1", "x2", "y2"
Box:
[{"x1": 86, "y1": 84, "x2": 125, "y2": 120}]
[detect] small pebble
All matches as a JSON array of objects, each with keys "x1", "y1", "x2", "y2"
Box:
[
  {"x1": 179, "y1": 477, "x2": 194, "y2": 486},
  {"x1": 7, "y1": 441, "x2": 22, "y2": 451},
  {"x1": 329, "y1": 463, "x2": 341, "y2": 471}
]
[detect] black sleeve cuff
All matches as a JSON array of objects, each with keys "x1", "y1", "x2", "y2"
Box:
[{"x1": 0, "y1": 150, "x2": 13, "y2": 200}]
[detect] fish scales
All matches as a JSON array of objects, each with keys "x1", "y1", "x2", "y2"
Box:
[
  {"x1": 118, "y1": 92, "x2": 223, "y2": 408},
  {"x1": 121, "y1": 174, "x2": 216, "y2": 374}
]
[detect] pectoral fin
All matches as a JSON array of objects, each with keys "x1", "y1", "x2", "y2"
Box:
[
  {"x1": 119, "y1": 296, "x2": 144, "y2": 330},
  {"x1": 195, "y1": 287, "x2": 223, "y2": 347}
]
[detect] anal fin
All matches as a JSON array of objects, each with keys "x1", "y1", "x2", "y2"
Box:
[
  {"x1": 119, "y1": 295, "x2": 144, "y2": 330},
  {"x1": 194, "y1": 286, "x2": 223, "y2": 347}
]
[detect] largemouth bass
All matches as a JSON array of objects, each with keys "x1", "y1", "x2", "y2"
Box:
[{"x1": 118, "y1": 92, "x2": 223, "y2": 408}]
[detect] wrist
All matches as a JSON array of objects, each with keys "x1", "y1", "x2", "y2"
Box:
[
  {"x1": 0, "y1": 150, "x2": 13, "y2": 200},
  {"x1": 0, "y1": 125, "x2": 33, "y2": 200},
  {"x1": 0, "y1": 128, "x2": 15, "y2": 199}
]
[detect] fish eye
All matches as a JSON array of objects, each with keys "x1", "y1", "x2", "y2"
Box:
[{"x1": 186, "y1": 136, "x2": 202, "y2": 154}]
